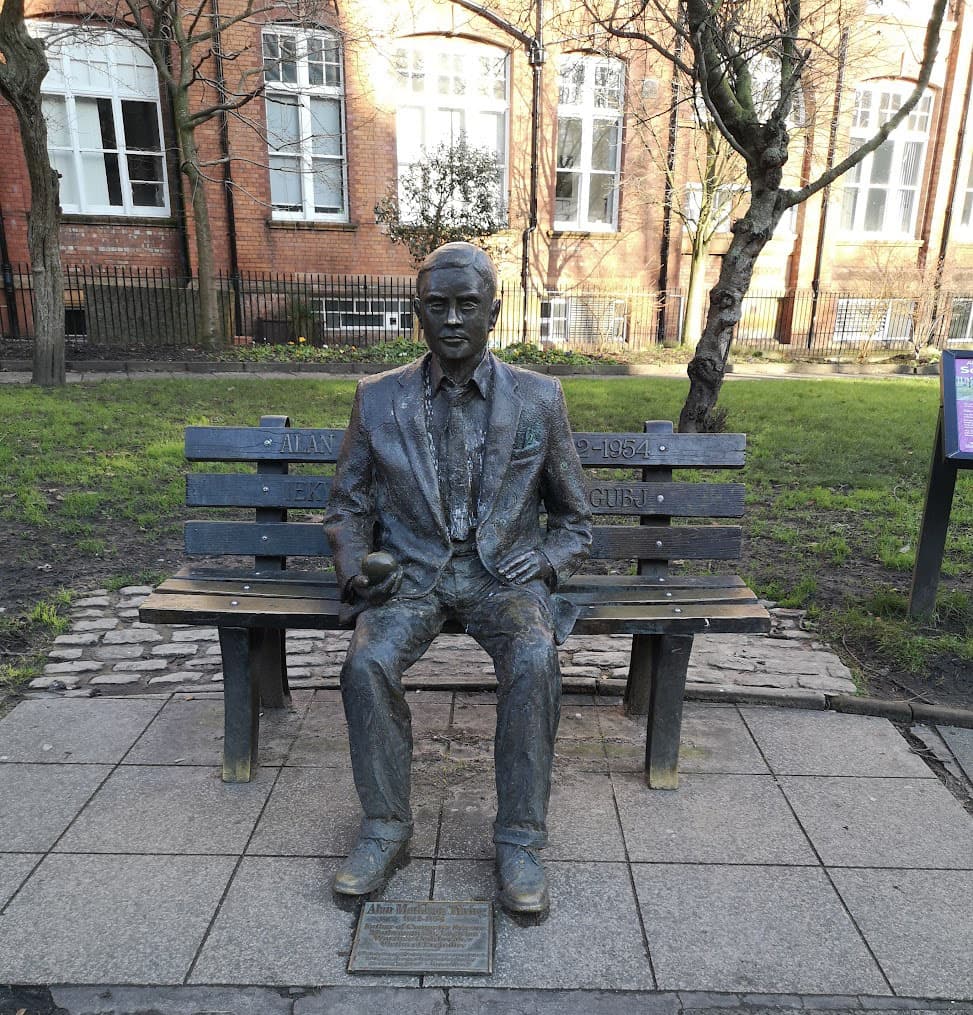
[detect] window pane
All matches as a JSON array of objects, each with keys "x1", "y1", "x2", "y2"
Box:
[
  {"x1": 594, "y1": 62, "x2": 623, "y2": 110},
  {"x1": 279, "y1": 36, "x2": 298, "y2": 83},
  {"x1": 898, "y1": 189, "x2": 915, "y2": 232},
  {"x1": 587, "y1": 172, "x2": 616, "y2": 224},
  {"x1": 840, "y1": 187, "x2": 858, "y2": 231},
  {"x1": 590, "y1": 121, "x2": 619, "y2": 172},
  {"x1": 864, "y1": 187, "x2": 887, "y2": 231},
  {"x1": 131, "y1": 180, "x2": 165, "y2": 207},
  {"x1": 900, "y1": 140, "x2": 923, "y2": 186},
  {"x1": 471, "y1": 111, "x2": 504, "y2": 157},
  {"x1": 556, "y1": 118, "x2": 582, "y2": 169},
  {"x1": 127, "y1": 153, "x2": 163, "y2": 182},
  {"x1": 397, "y1": 106, "x2": 424, "y2": 163},
  {"x1": 51, "y1": 151, "x2": 79, "y2": 207},
  {"x1": 266, "y1": 96, "x2": 301, "y2": 151},
  {"x1": 263, "y1": 34, "x2": 281, "y2": 81},
  {"x1": 42, "y1": 95, "x2": 71, "y2": 148},
  {"x1": 962, "y1": 190, "x2": 973, "y2": 228},
  {"x1": 312, "y1": 159, "x2": 344, "y2": 213},
  {"x1": 870, "y1": 141, "x2": 894, "y2": 185},
  {"x1": 269, "y1": 154, "x2": 302, "y2": 210},
  {"x1": 122, "y1": 101, "x2": 161, "y2": 151},
  {"x1": 80, "y1": 152, "x2": 110, "y2": 205},
  {"x1": 555, "y1": 171, "x2": 579, "y2": 222},
  {"x1": 558, "y1": 61, "x2": 584, "y2": 105},
  {"x1": 310, "y1": 97, "x2": 341, "y2": 157},
  {"x1": 75, "y1": 97, "x2": 112, "y2": 150},
  {"x1": 75, "y1": 42, "x2": 111, "y2": 91}
]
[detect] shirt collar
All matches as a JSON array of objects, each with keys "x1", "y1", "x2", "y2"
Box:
[{"x1": 429, "y1": 349, "x2": 493, "y2": 399}]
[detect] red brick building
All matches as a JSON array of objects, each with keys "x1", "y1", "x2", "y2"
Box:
[{"x1": 1, "y1": 0, "x2": 972, "y2": 348}]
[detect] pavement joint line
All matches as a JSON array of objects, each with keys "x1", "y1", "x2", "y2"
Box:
[
  {"x1": 183, "y1": 758, "x2": 289, "y2": 986},
  {"x1": 741, "y1": 705, "x2": 898, "y2": 997}
]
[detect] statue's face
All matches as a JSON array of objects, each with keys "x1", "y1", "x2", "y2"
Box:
[{"x1": 414, "y1": 264, "x2": 501, "y2": 371}]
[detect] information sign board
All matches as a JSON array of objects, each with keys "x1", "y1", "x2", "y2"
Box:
[{"x1": 941, "y1": 350, "x2": 973, "y2": 460}]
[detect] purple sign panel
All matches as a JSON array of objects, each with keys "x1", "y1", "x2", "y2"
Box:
[{"x1": 956, "y1": 358, "x2": 973, "y2": 454}]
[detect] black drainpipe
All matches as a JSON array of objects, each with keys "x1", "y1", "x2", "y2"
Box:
[
  {"x1": 0, "y1": 202, "x2": 21, "y2": 339},
  {"x1": 806, "y1": 28, "x2": 848, "y2": 348},
  {"x1": 655, "y1": 40, "x2": 682, "y2": 346},
  {"x1": 211, "y1": 0, "x2": 243, "y2": 333},
  {"x1": 521, "y1": 5, "x2": 544, "y2": 343}
]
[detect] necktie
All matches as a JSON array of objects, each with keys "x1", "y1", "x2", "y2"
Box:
[{"x1": 444, "y1": 383, "x2": 473, "y2": 541}]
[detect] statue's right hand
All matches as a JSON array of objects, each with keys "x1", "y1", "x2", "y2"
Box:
[{"x1": 350, "y1": 566, "x2": 403, "y2": 606}]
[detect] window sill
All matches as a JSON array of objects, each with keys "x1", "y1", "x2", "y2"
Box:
[
  {"x1": 833, "y1": 235, "x2": 921, "y2": 246},
  {"x1": 267, "y1": 219, "x2": 357, "y2": 231},
  {"x1": 61, "y1": 214, "x2": 178, "y2": 228},
  {"x1": 548, "y1": 228, "x2": 618, "y2": 238}
]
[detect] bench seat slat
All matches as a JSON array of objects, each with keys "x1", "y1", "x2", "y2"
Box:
[
  {"x1": 175, "y1": 565, "x2": 751, "y2": 592},
  {"x1": 591, "y1": 525, "x2": 742, "y2": 560},
  {"x1": 152, "y1": 576, "x2": 760, "y2": 607},
  {"x1": 188, "y1": 473, "x2": 332, "y2": 509},
  {"x1": 586, "y1": 482, "x2": 745, "y2": 517},
  {"x1": 140, "y1": 591, "x2": 769, "y2": 636}
]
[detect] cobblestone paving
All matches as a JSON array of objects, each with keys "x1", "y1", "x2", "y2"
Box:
[{"x1": 32, "y1": 589, "x2": 857, "y2": 697}]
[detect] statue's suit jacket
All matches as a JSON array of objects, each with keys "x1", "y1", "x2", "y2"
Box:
[{"x1": 323, "y1": 352, "x2": 592, "y2": 642}]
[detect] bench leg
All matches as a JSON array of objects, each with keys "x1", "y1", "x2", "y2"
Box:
[
  {"x1": 644, "y1": 634, "x2": 694, "y2": 790},
  {"x1": 219, "y1": 627, "x2": 260, "y2": 783},
  {"x1": 253, "y1": 628, "x2": 291, "y2": 709},
  {"x1": 624, "y1": 633, "x2": 655, "y2": 715}
]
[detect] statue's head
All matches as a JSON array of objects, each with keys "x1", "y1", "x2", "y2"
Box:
[{"x1": 414, "y1": 242, "x2": 501, "y2": 376}]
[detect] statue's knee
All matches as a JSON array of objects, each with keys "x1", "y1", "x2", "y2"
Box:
[
  {"x1": 342, "y1": 647, "x2": 395, "y2": 689},
  {"x1": 508, "y1": 632, "x2": 558, "y2": 673}
]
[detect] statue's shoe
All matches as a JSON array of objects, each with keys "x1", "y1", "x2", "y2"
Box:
[
  {"x1": 333, "y1": 837, "x2": 410, "y2": 896},
  {"x1": 495, "y1": 844, "x2": 550, "y2": 914}
]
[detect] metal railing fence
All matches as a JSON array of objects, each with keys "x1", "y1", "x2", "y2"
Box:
[{"x1": 2, "y1": 264, "x2": 972, "y2": 357}]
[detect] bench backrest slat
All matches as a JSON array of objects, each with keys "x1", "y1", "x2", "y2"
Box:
[
  {"x1": 187, "y1": 473, "x2": 333, "y2": 509},
  {"x1": 188, "y1": 474, "x2": 742, "y2": 518},
  {"x1": 585, "y1": 482, "x2": 744, "y2": 517},
  {"x1": 185, "y1": 426, "x2": 346, "y2": 462},
  {"x1": 185, "y1": 425, "x2": 746, "y2": 469},
  {"x1": 591, "y1": 524, "x2": 742, "y2": 560},
  {"x1": 186, "y1": 521, "x2": 330, "y2": 558}
]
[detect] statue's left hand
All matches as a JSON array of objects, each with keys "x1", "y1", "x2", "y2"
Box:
[{"x1": 497, "y1": 549, "x2": 554, "y2": 585}]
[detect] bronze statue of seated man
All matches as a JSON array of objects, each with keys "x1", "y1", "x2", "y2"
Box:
[{"x1": 323, "y1": 241, "x2": 592, "y2": 915}]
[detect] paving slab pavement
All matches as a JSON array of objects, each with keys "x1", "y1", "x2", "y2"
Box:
[{"x1": 1, "y1": 690, "x2": 971, "y2": 1007}]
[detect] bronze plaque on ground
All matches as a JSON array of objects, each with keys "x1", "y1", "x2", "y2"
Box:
[{"x1": 348, "y1": 900, "x2": 493, "y2": 975}]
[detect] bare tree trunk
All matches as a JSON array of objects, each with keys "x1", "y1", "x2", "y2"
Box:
[
  {"x1": 679, "y1": 186, "x2": 784, "y2": 432},
  {"x1": 0, "y1": 3, "x2": 65, "y2": 386},
  {"x1": 680, "y1": 241, "x2": 708, "y2": 348},
  {"x1": 175, "y1": 104, "x2": 221, "y2": 349}
]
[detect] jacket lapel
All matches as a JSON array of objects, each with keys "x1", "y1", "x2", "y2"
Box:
[
  {"x1": 392, "y1": 355, "x2": 447, "y2": 535},
  {"x1": 478, "y1": 355, "x2": 521, "y2": 521}
]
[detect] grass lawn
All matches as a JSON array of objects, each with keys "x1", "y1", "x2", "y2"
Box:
[{"x1": 1, "y1": 374, "x2": 970, "y2": 703}]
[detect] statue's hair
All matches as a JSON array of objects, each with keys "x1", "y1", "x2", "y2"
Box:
[{"x1": 416, "y1": 242, "x2": 498, "y2": 296}]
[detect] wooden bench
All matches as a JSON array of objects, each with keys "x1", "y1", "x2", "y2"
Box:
[{"x1": 139, "y1": 414, "x2": 770, "y2": 786}]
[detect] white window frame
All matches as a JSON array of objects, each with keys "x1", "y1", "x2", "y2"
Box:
[
  {"x1": 555, "y1": 55, "x2": 625, "y2": 232},
  {"x1": 948, "y1": 298, "x2": 973, "y2": 346},
  {"x1": 840, "y1": 82, "x2": 933, "y2": 238},
  {"x1": 316, "y1": 296, "x2": 414, "y2": 336},
  {"x1": 392, "y1": 37, "x2": 510, "y2": 215},
  {"x1": 35, "y1": 24, "x2": 170, "y2": 218},
  {"x1": 956, "y1": 124, "x2": 973, "y2": 237},
  {"x1": 263, "y1": 26, "x2": 349, "y2": 223}
]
